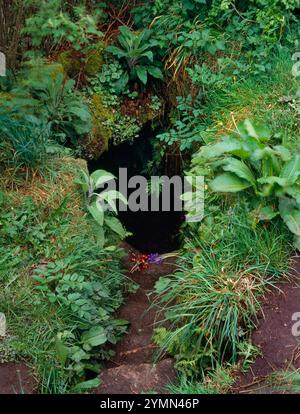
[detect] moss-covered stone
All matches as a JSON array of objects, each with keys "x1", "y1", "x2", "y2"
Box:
[
  {"x1": 58, "y1": 42, "x2": 104, "y2": 78},
  {"x1": 120, "y1": 93, "x2": 164, "y2": 126},
  {"x1": 58, "y1": 50, "x2": 81, "y2": 78},
  {"x1": 85, "y1": 43, "x2": 105, "y2": 77},
  {"x1": 84, "y1": 94, "x2": 115, "y2": 159},
  {"x1": 25, "y1": 62, "x2": 65, "y2": 83},
  {"x1": 1, "y1": 157, "x2": 87, "y2": 213}
]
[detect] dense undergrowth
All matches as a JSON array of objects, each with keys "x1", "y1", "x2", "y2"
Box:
[{"x1": 1, "y1": 0, "x2": 300, "y2": 394}]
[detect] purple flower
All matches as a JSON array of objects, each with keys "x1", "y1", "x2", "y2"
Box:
[{"x1": 148, "y1": 253, "x2": 163, "y2": 265}]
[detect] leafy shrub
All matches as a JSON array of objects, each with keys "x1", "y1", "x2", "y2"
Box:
[
  {"x1": 192, "y1": 119, "x2": 300, "y2": 247},
  {"x1": 157, "y1": 95, "x2": 205, "y2": 151},
  {"x1": 153, "y1": 204, "x2": 291, "y2": 377},
  {"x1": 76, "y1": 168, "x2": 128, "y2": 246},
  {"x1": 0, "y1": 112, "x2": 52, "y2": 168},
  {"x1": 24, "y1": 68, "x2": 92, "y2": 145},
  {"x1": 106, "y1": 26, "x2": 164, "y2": 86},
  {"x1": 0, "y1": 191, "x2": 129, "y2": 392},
  {"x1": 87, "y1": 61, "x2": 128, "y2": 95},
  {"x1": 23, "y1": 0, "x2": 103, "y2": 54}
]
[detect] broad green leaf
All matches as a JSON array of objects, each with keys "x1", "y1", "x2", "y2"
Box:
[
  {"x1": 90, "y1": 170, "x2": 116, "y2": 189},
  {"x1": 71, "y1": 378, "x2": 102, "y2": 393},
  {"x1": 87, "y1": 201, "x2": 104, "y2": 226},
  {"x1": 286, "y1": 185, "x2": 300, "y2": 205},
  {"x1": 273, "y1": 145, "x2": 292, "y2": 161},
  {"x1": 209, "y1": 173, "x2": 252, "y2": 193},
  {"x1": 81, "y1": 326, "x2": 107, "y2": 347},
  {"x1": 74, "y1": 170, "x2": 90, "y2": 193},
  {"x1": 293, "y1": 235, "x2": 300, "y2": 251},
  {"x1": 239, "y1": 119, "x2": 271, "y2": 141},
  {"x1": 106, "y1": 45, "x2": 125, "y2": 58},
  {"x1": 55, "y1": 338, "x2": 69, "y2": 366},
  {"x1": 96, "y1": 225, "x2": 105, "y2": 248},
  {"x1": 98, "y1": 190, "x2": 127, "y2": 214},
  {"x1": 257, "y1": 176, "x2": 287, "y2": 187},
  {"x1": 147, "y1": 66, "x2": 164, "y2": 79},
  {"x1": 155, "y1": 277, "x2": 171, "y2": 293},
  {"x1": 136, "y1": 66, "x2": 148, "y2": 85},
  {"x1": 258, "y1": 206, "x2": 279, "y2": 221},
  {"x1": 104, "y1": 190, "x2": 128, "y2": 203},
  {"x1": 141, "y1": 50, "x2": 153, "y2": 62},
  {"x1": 222, "y1": 158, "x2": 256, "y2": 187},
  {"x1": 198, "y1": 137, "x2": 248, "y2": 160},
  {"x1": 280, "y1": 155, "x2": 300, "y2": 185},
  {"x1": 279, "y1": 197, "x2": 300, "y2": 236},
  {"x1": 105, "y1": 217, "x2": 127, "y2": 238}
]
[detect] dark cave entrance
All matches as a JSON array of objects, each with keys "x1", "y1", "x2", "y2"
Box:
[{"x1": 88, "y1": 123, "x2": 185, "y2": 253}]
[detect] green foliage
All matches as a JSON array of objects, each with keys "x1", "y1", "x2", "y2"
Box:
[
  {"x1": 0, "y1": 192, "x2": 128, "y2": 393},
  {"x1": 157, "y1": 95, "x2": 205, "y2": 151},
  {"x1": 87, "y1": 61, "x2": 128, "y2": 95},
  {"x1": 106, "y1": 26, "x2": 164, "y2": 86},
  {"x1": 237, "y1": 340, "x2": 261, "y2": 373},
  {"x1": 132, "y1": 0, "x2": 300, "y2": 81},
  {"x1": 153, "y1": 203, "x2": 291, "y2": 377},
  {"x1": 75, "y1": 168, "x2": 128, "y2": 246},
  {"x1": 23, "y1": 0, "x2": 103, "y2": 54},
  {"x1": 0, "y1": 62, "x2": 92, "y2": 168},
  {"x1": 192, "y1": 119, "x2": 300, "y2": 246},
  {"x1": 0, "y1": 111, "x2": 52, "y2": 169},
  {"x1": 58, "y1": 42, "x2": 105, "y2": 79},
  {"x1": 2, "y1": 0, "x2": 300, "y2": 395},
  {"x1": 24, "y1": 68, "x2": 92, "y2": 145},
  {"x1": 167, "y1": 364, "x2": 234, "y2": 394}
]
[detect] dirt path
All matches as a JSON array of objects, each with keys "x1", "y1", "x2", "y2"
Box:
[
  {"x1": 93, "y1": 243, "x2": 177, "y2": 394},
  {"x1": 0, "y1": 362, "x2": 36, "y2": 394},
  {"x1": 2, "y1": 252, "x2": 300, "y2": 394},
  {"x1": 233, "y1": 256, "x2": 300, "y2": 394}
]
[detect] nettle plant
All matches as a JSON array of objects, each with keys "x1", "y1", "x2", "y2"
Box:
[
  {"x1": 76, "y1": 169, "x2": 128, "y2": 246},
  {"x1": 106, "y1": 26, "x2": 163, "y2": 86},
  {"x1": 192, "y1": 119, "x2": 300, "y2": 247}
]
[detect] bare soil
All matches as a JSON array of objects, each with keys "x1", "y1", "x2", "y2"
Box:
[
  {"x1": 93, "y1": 243, "x2": 177, "y2": 394},
  {"x1": 4, "y1": 248, "x2": 300, "y2": 394},
  {"x1": 0, "y1": 362, "x2": 36, "y2": 394},
  {"x1": 233, "y1": 256, "x2": 300, "y2": 394}
]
